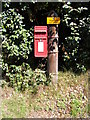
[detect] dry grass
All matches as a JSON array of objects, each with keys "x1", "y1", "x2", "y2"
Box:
[{"x1": 1, "y1": 71, "x2": 89, "y2": 118}]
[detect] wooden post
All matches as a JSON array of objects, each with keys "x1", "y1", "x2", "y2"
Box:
[{"x1": 47, "y1": 11, "x2": 59, "y2": 84}]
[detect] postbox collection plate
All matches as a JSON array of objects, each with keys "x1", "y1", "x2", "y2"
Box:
[
  {"x1": 47, "y1": 17, "x2": 60, "y2": 24},
  {"x1": 34, "y1": 26, "x2": 47, "y2": 57}
]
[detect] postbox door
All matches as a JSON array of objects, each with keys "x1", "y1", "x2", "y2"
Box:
[{"x1": 34, "y1": 38, "x2": 47, "y2": 57}]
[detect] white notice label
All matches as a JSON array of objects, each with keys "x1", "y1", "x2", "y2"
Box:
[{"x1": 38, "y1": 42, "x2": 44, "y2": 52}]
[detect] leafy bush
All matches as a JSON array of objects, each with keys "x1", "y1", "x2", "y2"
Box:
[
  {"x1": 1, "y1": 8, "x2": 33, "y2": 65},
  {"x1": 5, "y1": 63, "x2": 48, "y2": 91},
  {"x1": 1, "y1": 8, "x2": 49, "y2": 91},
  {"x1": 1, "y1": 8, "x2": 31, "y2": 90},
  {"x1": 61, "y1": 2, "x2": 89, "y2": 73}
]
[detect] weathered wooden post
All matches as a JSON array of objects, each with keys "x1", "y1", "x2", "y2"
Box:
[{"x1": 47, "y1": 10, "x2": 60, "y2": 84}]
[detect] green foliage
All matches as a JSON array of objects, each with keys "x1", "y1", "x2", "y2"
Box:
[
  {"x1": 1, "y1": 8, "x2": 49, "y2": 91},
  {"x1": 1, "y1": 62, "x2": 48, "y2": 91},
  {"x1": 1, "y1": 8, "x2": 33, "y2": 64},
  {"x1": 70, "y1": 99, "x2": 82, "y2": 117},
  {"x1": 3, "y1": 62, "x2": 48, "y2": 91},
  {"x1": 61, "y1": 2, "x2": 90, "y2": 72}
]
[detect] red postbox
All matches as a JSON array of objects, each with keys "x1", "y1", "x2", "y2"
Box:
[{"x1": 34, "y1": 26, "x2": 47, "y2": 57}]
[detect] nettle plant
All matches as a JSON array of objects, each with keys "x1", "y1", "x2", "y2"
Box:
[{"x1": 62, "y1": 2, "x2": 89, "y2": 73}]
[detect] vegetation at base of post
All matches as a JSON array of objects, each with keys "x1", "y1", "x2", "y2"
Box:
[{"x1": 1, "y1": 2, "x2": 90, "y2": 91}]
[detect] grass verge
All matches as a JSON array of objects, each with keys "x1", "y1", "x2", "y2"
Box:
[{"x1": 1, "y1": 71, "x2": 89, "y2": 118}]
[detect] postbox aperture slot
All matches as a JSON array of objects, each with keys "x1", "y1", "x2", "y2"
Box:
[{"x1": 35, "y1": 32, "x2": 46, "y2": 35}]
